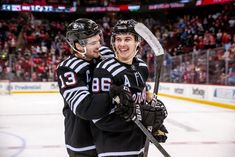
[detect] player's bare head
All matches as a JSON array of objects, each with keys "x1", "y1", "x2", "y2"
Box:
[
  {"x1": 111, "y1": 19, "x2": 141, "y2": 64},
  {"x1": 66, "y1": 18, "x2": 103, "y2": 59}
]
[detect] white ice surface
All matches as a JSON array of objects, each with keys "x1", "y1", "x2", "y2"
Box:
[{"x1": 0, "y1": 94, "x2": 234, "y2": 157}]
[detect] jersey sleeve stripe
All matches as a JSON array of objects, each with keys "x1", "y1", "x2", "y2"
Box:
[
  {"x1": 70, "y1": 59, "x2": 83, "y2": 69},
  {"x1": 139, "y1": 63, "x2": 147, "y2": 67},
  {"x1": 72, "y1": 93, "x2": 89, "y2": 115},
  {"x1": 57, "y1": 56, "x2": 72, "y2": 68},
  {"x1": 98, "y1": 46, "x2": 106, "y2": 51},
  {"x1": 75, "y1": 62, "x2": 90, "y2": 73},
  {"x1": 107, "y1": 63, "x2": 120, "y2": 72},
  {"x1": 136, "y1": 57, "x2": 144, "y2": 62},
  {"x1": 100, "y1": 50, "x2": 114, "y2": 57},
  {"x1": 66, "y1": 90, "x2": 86, "y2": 103},
  {"x1": 70, "y1": 91, "x2": 89, "y2": 110},
  {"x1": 99, "y1": 46, "x2": 114, "y2": 56},
  {"x1": 63, "y1": 86, "x2": 88, "y2": 98},
  {"x1": 104, "y1": 54, "x2": 115, "y2": 58},
  {"x1": 112, "y1": 66, "x2": 126, "y2": 76},
  {"x1": 96, "y1": 61, "x2": 102, "y2": 68},
  {"x1": 65, "y1": 57, "x2": 77, "y2": 67},
  {"x1": 100, "y1": 49, "x2": 112, "y2": 54},
  {"x1": 100, "y1": 48, "x2": 112, "y2": 54},
  {"x1": 99, "y1": 46, "x2": 108, "y2": 50},
  {"x1": 99, "y1": 46, "x2": 111, "y2": 52},
  {"x1": 99, "y1": 46, "x2": 115, "y2": 59},
  {"x1": 102, "y1": 59, "x2": 115, "y2": 69},
  {"x1": 58, "y1": 60, "x2": 65, "y2": 68},
  {"x1": 65, "y1": 89, "x2": 78, "y2": 102}
]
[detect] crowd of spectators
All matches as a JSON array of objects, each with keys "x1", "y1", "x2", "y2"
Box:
[{"x1": 0, "y1": 4, "x2": 235, "y2": 85}]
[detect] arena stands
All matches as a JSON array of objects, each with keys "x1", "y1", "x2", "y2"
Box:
[{"x1": 0, "y1": 2, "x2": 234, "y2": 85}]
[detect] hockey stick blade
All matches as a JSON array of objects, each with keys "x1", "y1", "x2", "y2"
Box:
[
  {"x1": 134, "y1": 23, "x2": 164, "y2": 56},
  {"x1": 133, "y1": 117, "x2": 171, "y2": 157}
]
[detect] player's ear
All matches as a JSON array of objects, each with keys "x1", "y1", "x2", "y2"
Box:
[
  {"x1": 75, "y1": 42, "x2": 82, "y2": 49},
  {"x1": 135, "y1": 41, "x2": 140, "y2": 53},
  {"x1": 136, "y1": 41, "x2": 140, "y2": 47}
]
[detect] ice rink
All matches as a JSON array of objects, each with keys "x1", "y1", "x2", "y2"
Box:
[{"x1": 0, "y1": 93, "x2": 234, "y2": 157}]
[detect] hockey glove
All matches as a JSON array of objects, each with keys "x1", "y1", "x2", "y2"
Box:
[
  {"x1": 152, "y1": 124, "x2": 168, "y2": 143},
  {"x1": 141, "y1": 99, "x2": 167, "y2": 129},
  {"x1": 150, "y1": 98, "x2": 168, "y2": 118},
  {"x1": 110, "y1": 85, "x2": 135, "y2": 121}
]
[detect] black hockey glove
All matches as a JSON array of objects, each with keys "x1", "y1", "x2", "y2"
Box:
[
  {"x1": 150, "y1": 98, "x2": 168, "y2": 119},
  {"x1": 141, "y1": 99, "x2": 167, "y2": 129},
  {"x1": 110, "y1": 85, "x2": 135, "y2": 121},
  {"x1": 152, "y1": 124, "x2": 168, "y2": 143}
]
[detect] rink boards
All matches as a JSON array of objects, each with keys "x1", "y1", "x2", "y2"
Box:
[{"x1": 0, "y1": 81, "x2": 235, "y2": 109}]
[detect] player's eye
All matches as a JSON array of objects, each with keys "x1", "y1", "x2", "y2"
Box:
[
  {"x1": 115, "y1": 38, "x2": 122, "y2": 43},
  {"x1": 125, "y1": 38, "x2": 132, "y2": 42},
  {"x1": 87, "y1": 40, "x2": 100, "y2": 45}
]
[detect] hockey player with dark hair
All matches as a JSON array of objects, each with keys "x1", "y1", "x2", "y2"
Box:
[
  {"x1": 90, "y1": 19, "x2": 168, "y2": 157},
  {"x1": 56, "y1": 18, "x2": 114, "y2": 157}
]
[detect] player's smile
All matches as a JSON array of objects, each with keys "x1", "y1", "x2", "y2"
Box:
[
  {"x1": 119, "y1": 47, "x2": 129, "y2": 53},
  {"x1": 85, "y1": 34, "x2": 101, "y2": 59}
]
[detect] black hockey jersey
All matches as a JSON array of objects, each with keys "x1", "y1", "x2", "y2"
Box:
[
  {"x1": 90, "y1": 57, "x2": 149, "y2": 156},
  {"x1": 56, "y1": 46, "x2": 114, "y2": 156}
]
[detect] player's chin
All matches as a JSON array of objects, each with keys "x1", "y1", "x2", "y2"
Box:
[
  {"x1": 117, "y1": 52, "x2": 127, "y2": 58},
  {"x1": 118, "y1": 53, "x2": 131, "y2": 59},
  {"x1": 92, "y1": 53, "x2": 100, "y2": 58},
  {"x1": 118, "y1": 56, "x2": 130, "y2": 62}
]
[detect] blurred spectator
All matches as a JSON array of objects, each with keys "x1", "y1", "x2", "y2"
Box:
[
  {"x1": 227, "y1": 63, "x2": 235, "y2": 85},
  {"x1": 0, "y1": 3, "x2": 234, "y2": 85}
]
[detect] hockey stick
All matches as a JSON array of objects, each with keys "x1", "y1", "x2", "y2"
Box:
[
  {"x1": 134, "y1": 23, "x2": 169, "y2": 157},
  {"x1": 134, "y1": 23, "x2": 164, "y2": 57},
  {"x1": 133, "y1": 117, "x2": 170, "y2": 157}
]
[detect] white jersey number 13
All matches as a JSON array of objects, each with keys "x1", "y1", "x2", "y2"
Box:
[{"x1": 59, "y1": 72, "x2": 76, "y2": 88}]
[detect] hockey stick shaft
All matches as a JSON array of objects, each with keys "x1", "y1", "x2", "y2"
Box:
[
  {"x1": 153, "y1": 55, "x2": 164, "y2": 95},
  {"x1": 133, "y1": 117, "x2": 170, "y2": 157},
  {"x1": 144, "y1": 54, "x2": 164, "y2": 157}
]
